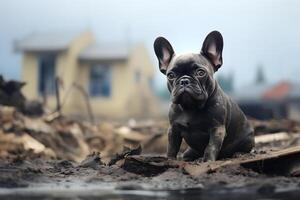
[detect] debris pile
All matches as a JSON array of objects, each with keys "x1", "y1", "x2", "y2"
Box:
[
  {"x1": 2, "y1": 90, "x2": 300, "y2": 193},
  {"x1": 0, "y1": 105, "x2": 169, "y2": 162},
  {"x1": 252, "y1": 118, "x2": 300, "y2": 134},
  {"x1": 0, "y1": 75, "x2": 26, "y2": 111},
  {"x1": 0, "y1": 75, "x2": 43, "y2": 116},
  {"x1": 1, "y1": 103, "x2": 300, "y2": 163}
]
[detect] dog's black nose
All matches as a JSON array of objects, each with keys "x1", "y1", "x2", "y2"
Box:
[{"x1": 180, "y1": 78, "x2": 190, "y2": 86}]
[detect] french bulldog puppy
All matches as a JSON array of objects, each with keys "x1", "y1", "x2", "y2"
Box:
[{"x1": 154, "y1": 31, "x2": 254, "y2": 162}]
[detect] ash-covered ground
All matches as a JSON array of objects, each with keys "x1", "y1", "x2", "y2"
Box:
[{"x1": 1, "y1": 105, "x2": 300, "y2": 199}]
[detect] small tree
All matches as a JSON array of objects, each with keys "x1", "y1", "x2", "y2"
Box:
[
  {"x1": 255, "y1": 64, "x2": 266, "y2": 85},
  {"x1": 217, "y1": 73, "x2": 234, "y2": 93}
]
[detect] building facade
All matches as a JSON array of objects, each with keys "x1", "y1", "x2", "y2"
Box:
[
  {"x1": 233, "y1": 81, "x2": 300, "y2": 121},
  {"x1": 16, "y1": 31, "x2": 161, "y2": 119}
]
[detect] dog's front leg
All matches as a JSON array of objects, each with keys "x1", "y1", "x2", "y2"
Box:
[
  {"x1": 203, "y1": 126, "x2": 226, "y2": 162},
  {"x1": 167, "y1": 126, "x2": 182, "y2": 159}
]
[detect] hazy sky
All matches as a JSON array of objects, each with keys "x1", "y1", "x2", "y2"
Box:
[{"x1": 0, "y1": 0, "x2": 300, "y2": 89}]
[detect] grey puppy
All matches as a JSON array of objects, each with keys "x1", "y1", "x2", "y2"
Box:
[{"x1": 154, "y1": 31, "x2": 254, "y2": 162}]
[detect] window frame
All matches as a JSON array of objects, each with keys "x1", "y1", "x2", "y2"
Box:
[
  {"x1": 38, "y1": 53, "x2": 56, "y2": 96},
  {"x1": 89, "y1": 64, "x2": 112, "y2": 98}
]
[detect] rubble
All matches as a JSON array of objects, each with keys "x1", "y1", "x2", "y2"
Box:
[
  {"x1": 251, "y1": 118, "x2": 300, "y2": 134},
  {"x1": 0, "y1": 105, "x2": 168, "y2": 162},
  {"x1": 108, "y1": 145, "x2": 142, "y2": 166},
  {"x1": 0, "y1": 76, "x2": 43, "y2": 116},
  {"x1": 78, "y1": 152, "x2": 104, "y2": 169},
  {"x1": 2, "y1": 103, "x2": 300, "y2": 163},
  {"x1": 1, "y1": 104, "x2": 300, "y2": 195},
  {"x1": 0, "y1": 75, "x2": 26, "y2": 111}
]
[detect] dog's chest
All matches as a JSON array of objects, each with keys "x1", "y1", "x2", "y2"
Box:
[
  {"x1": 173, "y1": 111, "x2": 213, "y2": 134},
  {"x1": 173, "y1": 111, "x2": 211, "y2": 148}
]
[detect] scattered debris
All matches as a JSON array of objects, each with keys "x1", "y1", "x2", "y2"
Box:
[
  {"x1": 0, "y1": 75, "x2": 26, "y2": 110},
  {"x1": 78, "y1": 152, "x2": 104, "y2": 169},
  {"x1": 251, "y1": 119, "x2": 300, "y2": 134},
  {"x1": 109, "y1": 145, "x2": 142, "y2": 166},
  {"x1": 1, "y1": 103, "x2": 300, "y2": 194},
  {"x1": 0, "y1": 76, "x2": 43, "y2": 116},
  {"x1": 116, "y1": 145, "x2": 300, "y2": 177},
  {"x1": 22, "y1": 100, "x2": 44, "y2": 116},
  {"x1": 182, "y1": 146, "x2": 300, "y2": 177},
  {"x1": 255, "y1": 132, "x2": 291, "y2": 143},
  {"x1": 0, "y1": 105, "x2": 167, "y2": 162}
]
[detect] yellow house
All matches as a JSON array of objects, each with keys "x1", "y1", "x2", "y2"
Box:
[{"x1": 16, "y1": 31, "x2": 161, "y2": 119}]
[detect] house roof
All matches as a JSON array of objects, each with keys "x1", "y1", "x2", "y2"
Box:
[
  {"x1": 232, "y1": 83, "x2": 272, "y2": 101},
  {"x1": 15, "y1": 31, "x2": 82, "y2": 52},
  {"x1": 78, "y1": 43, "x2": 130, "y2": 61},
  {"x1": 262, "y1": 81, "x2": 290, "y2": 100}
]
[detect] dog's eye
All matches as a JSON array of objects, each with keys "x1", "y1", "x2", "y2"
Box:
[
  {"x1": 196, "y1": 69, "x2": 206, "y2": 77},
  {"x1": 167, "y1": 72, "x2": 176, "y2": 80}
]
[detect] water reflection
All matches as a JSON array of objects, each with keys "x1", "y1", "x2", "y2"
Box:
[{"x1": 2, "y1": 187, "x2": 300, "y2": 200}]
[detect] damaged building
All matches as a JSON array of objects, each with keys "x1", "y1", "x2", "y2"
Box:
[
  {"x1": 15, "y1": 31, "x2": 161, "y2": 119},
  {"x1": 233, "y1": 81, "x2": 300, "y2": 121}
]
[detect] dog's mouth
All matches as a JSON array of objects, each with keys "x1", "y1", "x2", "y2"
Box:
[
  {"x1": 175, "y1": 86, "x2": 197, "y2": 97},
  {"x1": 172, "y1": 84, "x2": 207, "y2": 108}
]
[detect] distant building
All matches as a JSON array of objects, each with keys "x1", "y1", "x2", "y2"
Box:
[
  {"x1": 233, "y1": 81, "x2": 300, "y2": 121},
  {"x1": 16, "y1": 31, "x2": 161, "y2": 119}
]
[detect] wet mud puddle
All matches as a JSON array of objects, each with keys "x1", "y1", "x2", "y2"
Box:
[
  {"x1": 1, "y1": 184, "x2": 300, "y2": 200},
  {"x1": 2, "y1": 153, "x2": 300, "y2": 200}
]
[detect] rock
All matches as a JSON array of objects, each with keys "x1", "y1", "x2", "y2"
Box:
[
  {"x1": 22, "y1": 100, "x2": 44, "y2": 116},
  {"x1": 109, "y1": 145, "x2": 142, "y2": 166},
  {"x1": 79, "y1": 152, "x2": 104, "y2": 169},
  {"x1": 0, "y1": 75, "x2": 26, "y2": 111}
]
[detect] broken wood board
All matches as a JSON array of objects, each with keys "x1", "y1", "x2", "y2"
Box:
[
  {"x1": 255, "y1": 132, "x2": 290, "y2": 143},
  {"x1": 184, "y1": 146, "x2": 300, "y2": 176},
  {"x1": 121, "y1": 146, "x2": 300, "y2": 177}
]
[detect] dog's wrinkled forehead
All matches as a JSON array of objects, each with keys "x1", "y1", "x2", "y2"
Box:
[{"x1": 168, "y1": 53, "x2": 214, "y2": 75}]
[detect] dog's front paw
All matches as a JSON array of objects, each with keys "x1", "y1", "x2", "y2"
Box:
[
  {"x1": 193, "y1": 157, "x2": 203, "y2": 163},
  {"x1": 167, "y1": 155, "x2": 177, "y2": 160},
  {"x1": 203, "y1": 151, "x2": 216, "y2": 162}
]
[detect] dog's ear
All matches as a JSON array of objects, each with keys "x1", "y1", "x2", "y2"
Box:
[
  {"x1": 154, "y1": 37, "x2": 175, "y2": 74},
  {"x1": 201, "y1": 31, "x2": 223, "y2": 72}
]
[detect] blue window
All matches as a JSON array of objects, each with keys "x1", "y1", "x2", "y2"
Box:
[
  {"x1": 89, "y1": 64, "x2": 111, "y2": 97},
  {"x1": 38, "y1": 54, "x2": 56, "y2": 95}
]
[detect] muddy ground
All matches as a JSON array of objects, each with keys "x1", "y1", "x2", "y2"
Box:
[
  {"x1": 1, "y1": 151, "x2": 300, "y2": 200},
  {"x1": 1, "y1": 106, "x2": 300, "y2": 199}
]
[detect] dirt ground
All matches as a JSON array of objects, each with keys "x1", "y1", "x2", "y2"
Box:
[
  {"x1": 1, "y1": 106, "x2": 300, "y2": 199},
  {"x1": 1, "y1": 151, "x2": 300, "y2": 199}
]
